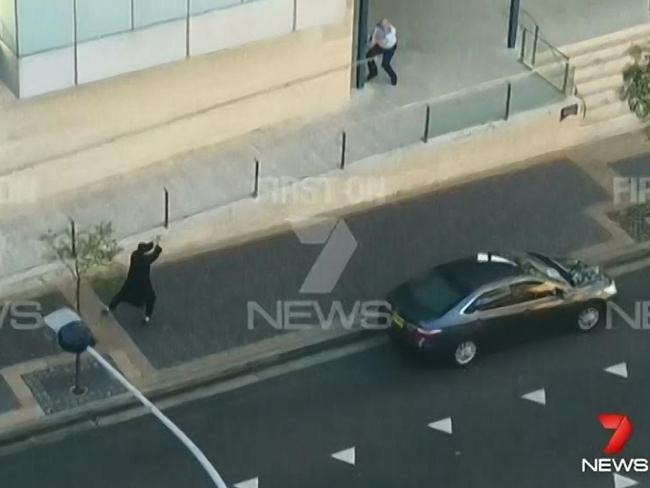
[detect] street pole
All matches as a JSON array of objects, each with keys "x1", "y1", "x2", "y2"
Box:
[
  {"x1": 71, "y1": 352, "x2": 86, "y2": 395},
  {"x1": 87, "y1": 347, "x2": 228, "y2": 488},
  {"x1": 507, "y1": 0, "x2": 520, "y2": 49}
]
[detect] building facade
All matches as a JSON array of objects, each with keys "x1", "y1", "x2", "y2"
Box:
[{"x1": 0, "y1": 0, "x2": 350, "y2": 97}]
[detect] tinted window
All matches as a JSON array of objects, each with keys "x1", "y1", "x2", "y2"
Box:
[
  {"x1": 408, "y1": 271, "x2": 465, "y2": 317},
  {"x1": 511, "y1": 281, "x2": 556, "y2": 303},
  {"x1": 472, "y1": 286, "x2": 513, "y2": 311}
]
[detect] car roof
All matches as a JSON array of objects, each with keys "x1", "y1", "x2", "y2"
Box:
[{"x1": 435, "y1": 253, "x2": 524, "y2": 295}]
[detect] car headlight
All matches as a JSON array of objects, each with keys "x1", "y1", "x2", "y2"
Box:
[{"x1": 604, "y1": 281, "x2": 617, "y2": 295}]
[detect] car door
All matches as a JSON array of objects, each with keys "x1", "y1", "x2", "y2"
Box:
[
  {"x1": 462, "y1": 285, "x2": 527, "y2": 349},
  {"x1": 509, "y1": 280, "x2": 572, "y2": 334},
  {"x1": 500, "y1": 280, "x2": 577, "y2": 344}
]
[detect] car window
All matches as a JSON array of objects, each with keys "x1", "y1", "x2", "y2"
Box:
[
  {"x1": 510, "y1": 281, "x2": 556, "y2": 304},
  {"x1": 469, "y1": 281, "x2": 556, "y2": 312},
  {"x1": 471, "y1": 286, "x2": 513, "y2": 311}
]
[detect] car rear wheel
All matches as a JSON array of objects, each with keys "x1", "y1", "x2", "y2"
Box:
[
  {"x1": 576, "y1": 302, "x2": 604, "y2": 332},
  {"x1": 453, "y1": 340, "x2": 478, "y2": 366}
]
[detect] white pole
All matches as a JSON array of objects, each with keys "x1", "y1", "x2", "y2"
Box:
[{"x1": 86, "y1": 347, "x2": 228, "y2": 488}]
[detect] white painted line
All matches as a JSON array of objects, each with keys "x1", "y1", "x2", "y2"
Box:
[
  {"x1": 521, "y1": 388, "x2": 546, "y2": 405},
  {"x1": 613, "y1": 473, "x2": 638, "y2": 488},
  {"x1": 605, "y1": 362, "x2": 629, "y2": 379},
  {"x1": 331, "y1": 447, "x2": 356, "y2": 466},
  {"x1": 428, "y1": 417, "x2": 453, "y2": 435},
  {"x1": 87, "y1": 347, "x2": 228, "y2": 488},
  {"x1": 234, "y1": 477, "x2": 259, "y2": 488}
]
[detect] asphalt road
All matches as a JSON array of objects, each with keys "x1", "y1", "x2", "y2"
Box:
[
  {"x1": 1, "y1": 157, "x2": 649, "y2": 488},
  {"x1": 113, "y1": 158, "x2": 610, "y2": 369},
  {"x1": 2, "y1": 264, "x2": 650, "y2": 488}
]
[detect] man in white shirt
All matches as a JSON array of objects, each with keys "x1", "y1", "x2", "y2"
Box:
[{"x1": 366, "y1": 18, "x2": 398, "y2": 86}]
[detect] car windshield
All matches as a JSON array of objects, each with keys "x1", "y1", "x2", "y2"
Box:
[
  {"x1": 409, "y1": 270, "x2": 465, "y2": 317},
  {"x1": 521, "y1": 253, "x2": 572, "y2": 285}
]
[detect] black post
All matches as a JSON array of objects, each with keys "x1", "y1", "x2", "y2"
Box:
[
  {"x1": 532, "y1": 25, "x2": 539, "y2": 66},
  {"x1": 340, "y1": 131, "x2": 347, "y2": 170},
  {"x1": 355, "y1": 0, "x2": 370, "y2": 88},
  {"x1": 164, "y1": 187, "x2": 169, "y2": 229},
  {"x1": 504, "y1": 82, "x2": 512, "y2": 120},
  {"x1": 423, "y1": 105, "x2": 431, "y2": 143},
  {"x1": 253, "y1": 158, "x2": 260, "y2": 198},
  {"x1": 507, "y1": 0, "x2": 520, "y2": 49},
  {"x1": 72, "y1": 352, "x2": 85, "y2": 395}
]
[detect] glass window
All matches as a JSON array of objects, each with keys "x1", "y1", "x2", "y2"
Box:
[
  {"x1": 17, "y1": 0, "x2": 74, "y2": 56},
  {"x1": 76, "y1": 0, "x2": 131, "y2": 42},
  {"x1": 472, "y1": 287, "x2": 513, "y2": 312},
  {"x1": 511, "y1": 281, "x2": 556, "y2": 303},
  {"x1": 0, "y1": 0, "x2": 16, "y2": 53},
  {"x1": 134, "y1": 0, "x2": 186, "y2": 28},
  {"x1": 191, "y1": 0, "x2": 240, "y2": 16}
]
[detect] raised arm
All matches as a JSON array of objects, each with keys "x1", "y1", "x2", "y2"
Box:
[{"x1": 144, "y1": 245, "x2": 162, "y2": 264}]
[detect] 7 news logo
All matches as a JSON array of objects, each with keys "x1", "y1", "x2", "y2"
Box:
[{"x1": 581, "y1": 414, "x2": 648, "y2": 474}]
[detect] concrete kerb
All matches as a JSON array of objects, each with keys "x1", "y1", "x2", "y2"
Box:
[{"x1": 0, "y1": 327, "x2": 373, "y2": 453}]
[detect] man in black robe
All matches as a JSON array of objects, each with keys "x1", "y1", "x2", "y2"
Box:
[{"x1": 104, "y1": 242, "x2": 162, "y2": 325}]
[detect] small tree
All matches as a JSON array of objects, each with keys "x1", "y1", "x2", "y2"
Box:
[
  {"x1": 621, "y1": 44, "x2": 650, "y2": 134},
  {"x1": 40, "y1": 221, "x2": 122, "y2": 312}
]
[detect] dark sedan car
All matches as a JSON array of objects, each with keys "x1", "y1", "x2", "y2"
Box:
[{"x1": 387, "y1": 251, "x2": 617, "y2": 366}]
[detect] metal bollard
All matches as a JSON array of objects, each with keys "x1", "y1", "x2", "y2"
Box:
[
  {"x1": 340, "y1": 131, "x2": 347, "y2": 170},
  {"x1": 423, "y1": 104, "x2": 431, "y2": 143},
  {"x1": 253, "y1": 158, "x2": 260, "y2": 198},
  {"x1": 164, "y1": 187, "x2": 169, "y2": 229}
]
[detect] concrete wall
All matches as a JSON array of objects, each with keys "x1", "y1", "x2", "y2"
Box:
[
  {"x1": 77, "y1": 20, "x2": 187, "y2": 85},
  {"x1": 18, "y1": 47, "x2": 75, "y2": 98},
  {"x1": 7, "y1": 0, "x2": 348, "y2": 98},
  {"x1": 190, "y1": 0, "x2": 294, "y2": 56},
  {"x1": 0, "y1": 0, "x2": 354, "y2": 201}
]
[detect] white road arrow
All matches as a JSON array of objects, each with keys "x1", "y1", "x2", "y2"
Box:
[
  {"x1": 521, "y1": 388, "x2": 546, "y2": 405},
  {"x1": 234, "y1": 477, "x2": 259, "y2": 488},
  {"x1": 428, "y1": 417, "x2": 453, "y2": 435},
  {"x1": 331, "y1": 447, "x2": 356, "y2": 466},
  {"x1": 605, "y1": 362, "x2": 629, "y2": 379},
  {"x1": 613, "y1": 473, "x2": 638, "y2": 488}
]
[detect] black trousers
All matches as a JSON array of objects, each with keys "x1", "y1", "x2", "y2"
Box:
[
  {"x1": 109, "y1": 290, "x2": 157, "y2": 317},
  {"x1": 366, "y1": 44, "x2": 398, "y2": 84}
]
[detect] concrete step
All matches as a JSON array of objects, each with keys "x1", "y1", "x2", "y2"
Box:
[
  {"x1": 577, "y1": 73, "x2": 623, "y2": 97},
  {"x1": 560, "y1": 23, "x2": 650, "y2": 58},
  {"x1": 570, "y1": 42, "x2": 635, "y2": 70},
  {"x1": 574, "y1": 55, "x2": 633, "y2": 85},
  {"x1": 581, "y1": 111, "x2": 643, "y2": 139},
  {"x1": 585, "y1": 101, "x2": 633, "y2": 124},
  {"x1": 583, "y1": 89, "x2": 621, "y2": 111}
]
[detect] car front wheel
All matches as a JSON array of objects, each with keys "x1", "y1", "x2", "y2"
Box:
[
  {"x1": 453, "y1": 340, "x2": 478, "y2": 366},
  {"x1": 576, "y1": 302, "x2": 604, "y2": 332}
]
